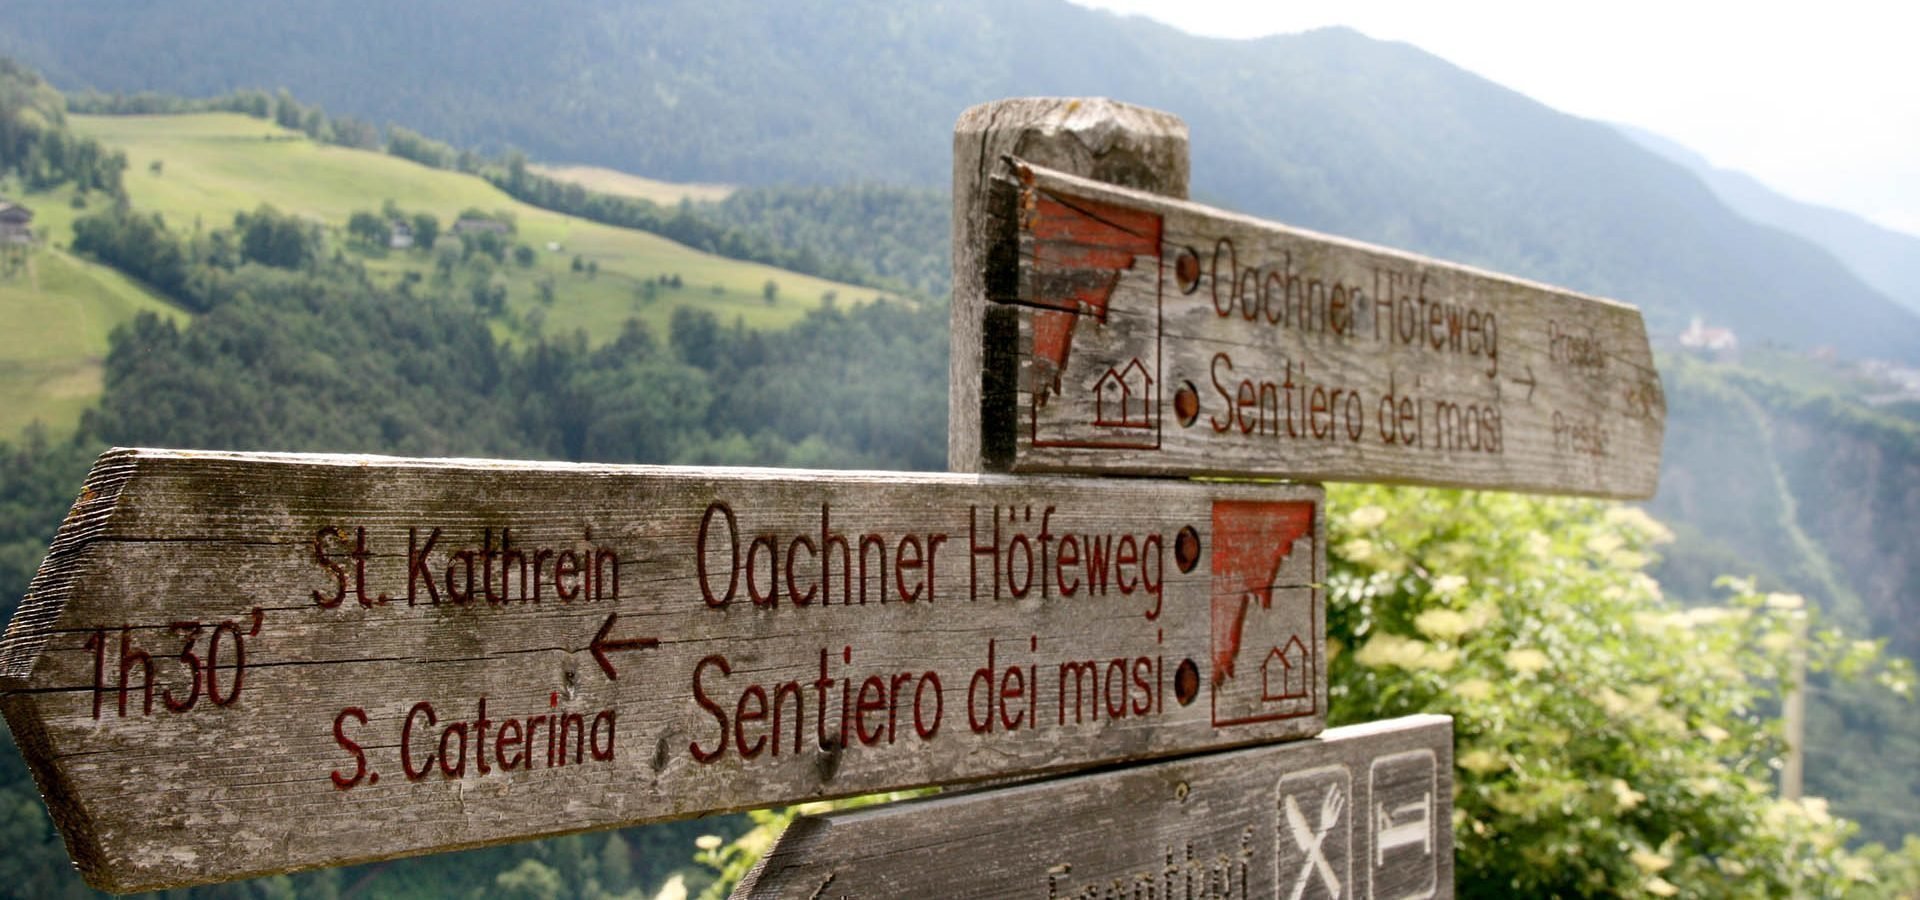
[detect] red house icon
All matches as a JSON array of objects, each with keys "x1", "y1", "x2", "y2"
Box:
[
  {"x1": 1093, "y1": 358, "x2": 1153, "y2": 428},
  {"x1": 1261, "y1": 635, "x2": 1311, "y2": 702}
]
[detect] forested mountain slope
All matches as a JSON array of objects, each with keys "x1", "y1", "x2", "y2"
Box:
[
  {"x1": 1, "y1": 0, "x2": 1916, "y2": 361},
  {"x1": 1622, "y1": 124, "x2": 1920, "y2": 319}
]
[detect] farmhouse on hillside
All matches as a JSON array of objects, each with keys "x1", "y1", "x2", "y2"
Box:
[{"x1": 0, "y1": 201, "x2": 33, "y2": 245}]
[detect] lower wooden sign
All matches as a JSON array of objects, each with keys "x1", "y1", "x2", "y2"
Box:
[
  {"x1": 737, "y1": 714, "x2": 1454, "y2": 899},
  {"x1": 0, "y1": 449, "x2": 1325, "y2": 892}
]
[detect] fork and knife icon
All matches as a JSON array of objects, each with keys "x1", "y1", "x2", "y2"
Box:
[{"x1": 1284, "y1": 784, "x2": 1346, "y2": 899}]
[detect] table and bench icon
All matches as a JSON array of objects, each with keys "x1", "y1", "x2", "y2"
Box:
[{"x1": 1277, "y1": 747, "x2": 1437, "y2": 900}]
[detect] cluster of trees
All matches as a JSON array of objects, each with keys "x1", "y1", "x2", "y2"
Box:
[
  {"x1": 67, "y1": 84, "x2": 383, "y2": 152},
  {"x1": 69, "y1": 206, "x2": 191, "y2": 296},
  {"x1": 702, "y1": 184, "x2": 950, "y2": 298},
  {"x1": 74, "y1": 275, "x2": 943, "y2": 475},
  {"x1": 482, "y1": 156, "x2": 886, "y2": 291},
  {"x1": 1318, "y1": 488, "x2": 1914, "y2": 895},
  {"x1": 0, "y1": 58, "x2": 125, "y2": 195},
  {"x1": 347, "y1": 200, "x2": 441, "y2": 252},
  {"x1": 385, "y1": 124, "x2": 480, "y2": 172},
  {"x1": 70, "y1": 203, "x2": 324, "y2": 311}
]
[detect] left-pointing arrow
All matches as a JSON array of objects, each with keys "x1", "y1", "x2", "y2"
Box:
[{"x1": 589, "y1": 611, "x2": 660, "y2": 680}]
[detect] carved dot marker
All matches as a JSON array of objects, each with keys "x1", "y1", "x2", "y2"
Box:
[
  {"x1": 1174, "y1": 382, "x2": 1200, "y2": 427},
  {"x1": 1174, "y1": 658, "x2": 1200, "y2": 706},
  {"x1": 1175, "y1": 247, "x2": 1201, "y2": 294},
  {"x1": 1174, "y1": 525, "x2": 1201, "y2": 572}
]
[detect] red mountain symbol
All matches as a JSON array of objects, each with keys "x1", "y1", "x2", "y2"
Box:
[
  {"x1": 1210, "y1": 500, "x2": 1315, "y2": 686},
  {"x1": 1023, "y1": 188, "x2": 1162, "y2": 403}
]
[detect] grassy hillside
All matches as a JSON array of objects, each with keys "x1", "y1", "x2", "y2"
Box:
[
  {"x1": 56, "y1": 114, "x2": 877, "y2": 339},
  {"x1": 5, "y1": 0, "x2": 1916, "y2": 361},
  {"x1": 0, "y1": 112, "x2": 882, "y2": 438},
  {"x1": 0, "y1": 248, "x2": 183, "y2": 436}
]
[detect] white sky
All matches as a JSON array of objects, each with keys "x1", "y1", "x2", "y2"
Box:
[{"x1": 1071, "y1": 0, "x2": 1920, "y2": 237}]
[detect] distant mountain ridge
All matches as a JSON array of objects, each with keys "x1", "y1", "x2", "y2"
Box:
[
  {"x1": 1619, "y1": 123, "x2": 1920, "y2": 321},
  {"x1": 0, "y1": 0, "x2": 1916, "y2": 361}
]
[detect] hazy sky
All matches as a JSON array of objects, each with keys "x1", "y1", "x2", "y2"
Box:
[{"x1": 1071, "y1": 0, "x2": 1920, "y2": 238}]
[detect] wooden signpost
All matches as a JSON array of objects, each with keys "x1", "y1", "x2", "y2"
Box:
[
  {"x1": 737, "y1": 715, "x2": 1454, "y2": 900},
  {"x1": 952, "y1": 134, "x2": 1665, "y2": 498},
  {"x1": 0, "y1": 449, "x2": 1325, "y2": 893},
  {"x1": 0, "y1": 95, "x2": 1670, "y2": 896}
]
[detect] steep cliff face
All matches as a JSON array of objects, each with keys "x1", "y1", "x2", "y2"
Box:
[
  {"x1": 1652, "y1": 356, "x2": 1920, "y2": 659},
  {"x1": 1651, "y1": 357, "x2": 1920, "y2": 846},
  {"x1": 1771, "y1": 398, "x2": 1920, "y2": 655}
]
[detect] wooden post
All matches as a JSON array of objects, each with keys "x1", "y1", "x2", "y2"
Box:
[{"x1": 951, "y1": 98, "x2": 1190, "y2": 474}]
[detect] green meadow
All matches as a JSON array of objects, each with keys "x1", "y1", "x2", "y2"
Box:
[
  {"x1": 1, "y1": 113, "x2": 885, "y2": 437},
  {"x1": 0, "y1": 248, "x2": 185, "y2": 436}
]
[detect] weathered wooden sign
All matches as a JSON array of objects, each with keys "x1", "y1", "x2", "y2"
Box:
[
  {"x1": 737, "y1": 714, "x2": 1454, "y2": 899},
  {"x1": 0, "y1": 448, "x2": 1327, "y2": 892},
  {"x1": 958, "y1": 156, "x2": 1666, "y2": 498}
]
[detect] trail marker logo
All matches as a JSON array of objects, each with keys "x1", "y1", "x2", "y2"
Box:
[
  {"x1": 1210, "y1": 499, "x2": 1319, "y2": 726},
  {"x1": 1019, "y1": 184, "x2": 1166, "y2": 450}
]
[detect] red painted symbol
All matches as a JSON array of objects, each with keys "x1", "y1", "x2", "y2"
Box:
[
  {"x1": 1024, "y1": 189, "x2": 1162, "y2": 404},
  {"x1": 589, "y1": 612, "x2": 660, "y2": 680},
  {"x1": 1211, "y1": 499, "x2": 1318, "y2": 727},
  {"x1": 1211, "y1": 500, "x2": 1313, "y2": 683}
]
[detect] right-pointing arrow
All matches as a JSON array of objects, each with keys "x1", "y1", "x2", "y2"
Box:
[{"x1": 1510, "y1": 365, "x2": 1537, "y2": 403}]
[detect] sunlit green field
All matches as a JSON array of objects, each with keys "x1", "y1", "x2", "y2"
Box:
[
  {"x1": 64, "y1": 114, "x2": 875, "y2": 339},
  {"x1": 0, "y1": 248, "x2": 185, "y2": 436},
  {"x1": 0, "y1": 113, "x2": 885, "y2": 438}
]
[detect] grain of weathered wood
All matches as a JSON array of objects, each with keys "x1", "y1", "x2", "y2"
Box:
[
  {"x1": 0, "y1": 449, "x2": 1326, "y2": 893},
  {"x1": 971, "y1": 157, "x2": 1666, "y2": 498},
  {"x1": 952, "y1": 98, "x2": 1190, "y2": 475},
  {"x1": 735, "y1": 714, "x2": 1454, "y2": 899}
]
